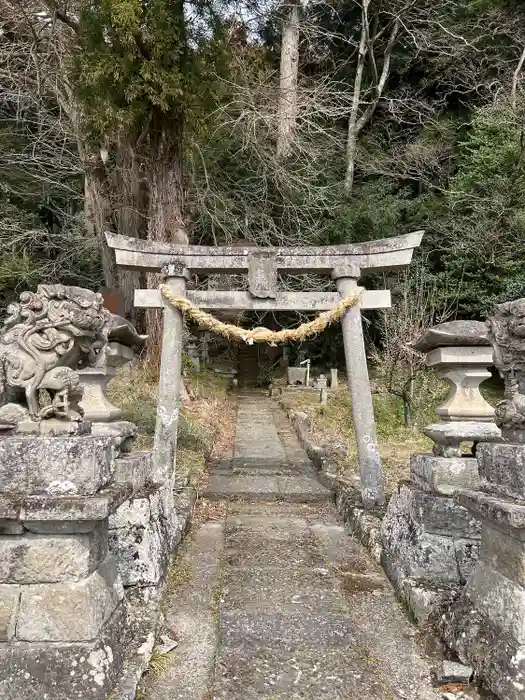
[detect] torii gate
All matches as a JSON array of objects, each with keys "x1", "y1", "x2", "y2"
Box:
[{"x1": 106, "y1": 230, "x2": 423, "y2": 508}]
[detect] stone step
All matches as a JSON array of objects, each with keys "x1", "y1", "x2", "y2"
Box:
[
  {"x1": 211, "y1": 458, "x2": 314, "y2": 475},
  {"x1": 202, "y1": 473, "x2": 330, "y2": 504}
]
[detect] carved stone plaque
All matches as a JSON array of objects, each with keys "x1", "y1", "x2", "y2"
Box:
[{"x1": 248, "y1": 251, "x2": 277, "y2": 299}]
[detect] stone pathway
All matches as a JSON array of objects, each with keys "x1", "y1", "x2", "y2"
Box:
[{"x1": 141, "y1": 393, "x2": 443, "y2": 700}]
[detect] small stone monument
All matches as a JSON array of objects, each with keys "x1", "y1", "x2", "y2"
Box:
[
  {"x1": 185, "y1": 334, "x2": 200, "y2": 371},
  {"x1": 381, "y1": 320, "x2": 500, "y2": 623},
  {"x1": 441, "y1": 299, "x2": 525, "y2": 700},
  {"x1": 287, "y1": 366, "x2": 308, "y2": 386},
  {"x1": 330, "y1": 368, "x2": 339, "y2": 389},
  {"x1": 315, "y1": 373, "x2": 328, "y2": 390}
]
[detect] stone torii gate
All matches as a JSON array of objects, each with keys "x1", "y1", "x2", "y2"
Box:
[{"x1": 107, "y1": 230, "x2": 423, "y2": 507}]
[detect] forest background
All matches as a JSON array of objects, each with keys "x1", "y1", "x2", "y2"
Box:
[{"x1": 2, "y1": 0, "x2": 525, "y2": 389}]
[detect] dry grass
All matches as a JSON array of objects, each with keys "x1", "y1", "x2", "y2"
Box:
[
  {"x1": 106, "y1": 364, "x2": 237, "y2": 478},
  {"x1": 147, "y1": 650, "x2": 174, "y2": 679},
  {"x1": 193, "y1": 499, "x2": 228, "y2": 525},
  {"x1": 280, "y1": 387, "x2": 429, "y2": 489},
  {"x1": 279, "y1": 374, "x2": 502, "y2": 491}
]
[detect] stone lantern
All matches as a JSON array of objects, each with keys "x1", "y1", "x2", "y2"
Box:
[
  {"x1": 415, "y1": 321, "x2": 500, "y2": 457},
  {"x1": 78, "y1": 314, "x2": 146, "y2": 441},
  {"x1": 380, "y1": 320, "x2": 501, "y2": 624}
]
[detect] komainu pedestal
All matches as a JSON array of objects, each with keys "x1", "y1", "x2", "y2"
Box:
[
  {"x1": 381, "y1": 320, "x2": 498, "y2": 622},
  {"x1": 442, "y1": 299, "x2": 525, "y2": 700},
  {"x1": 0, "y1": 430, "x2": 148, "y2": 700}
]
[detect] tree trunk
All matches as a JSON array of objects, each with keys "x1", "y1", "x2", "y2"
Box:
[
  {"x1": 344, "y1": 1, "x2": 368, "y2": 195},
  {"x1": 84, "y1": 166, "x2": 116, "y2": 287},
  {"x1": 145, "y1": 110, "x2": 188, "y2": 369},
  {"x1": 114, "y1": 140, "x2": 146, "y2": 323},
  {"x1": 276, "y1": 0, "x2": 300, "y2": 158}
]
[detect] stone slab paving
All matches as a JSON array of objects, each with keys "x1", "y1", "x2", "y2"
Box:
[
  {"x1": 143, "y1": 394, "x2": 443, "y2": 700},
  {"x1": 203, "y1": 393, "x2": 330, "y2": 503}
]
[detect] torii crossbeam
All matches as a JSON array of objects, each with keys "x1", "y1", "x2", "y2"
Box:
[{"x1": 107, "y1": 230, "x2": 424, "y2": 508}]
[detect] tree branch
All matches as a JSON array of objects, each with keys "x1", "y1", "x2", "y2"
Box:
[
  {"x1": 512, "y1": 45, "x2": 525, "y2": 110},
  {"x1": 344, "y1": 0, "x2": 370, "y2": 194}
]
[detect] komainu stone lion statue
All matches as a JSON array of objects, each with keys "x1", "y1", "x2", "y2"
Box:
[
  {"x1": 0, "y1": 284, "x2": 109, "y2": 424},
  {"x1": 487, "y1": 297, "x2": 525, "y2": 439}
]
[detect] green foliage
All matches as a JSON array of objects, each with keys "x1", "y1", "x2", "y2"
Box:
[
  {"x1": 430, "y1": 102, "x2": 525, "y2": 316},
  {"x1": 5, "y1": 0, "x2": 525, "y2": 338},
  {"x1": 0, "y1": 196, "x2": 103, "y2": 311},
  {"x1": 73, "y1": 0, "x2": 228, "y2": 139},
  {"x1": 323, "y1": 182, "x2": 421, "y2": 245}
]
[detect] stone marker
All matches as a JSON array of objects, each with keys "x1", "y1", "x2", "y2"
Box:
[
  {"x1": 315, "y1": 373, "x2": 328, "y2": 389},
  {"x1": 330, "y1": 368, "x2": 339, "y2": 388}
]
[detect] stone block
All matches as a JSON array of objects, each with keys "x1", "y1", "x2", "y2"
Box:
[
  {"x1": 0, "y1": 435, "x2": 116, "y2": 496},
  {"x1": 410, "y1": 453, "x2": 480, "y2": 495},
  {"x1": 423, "y1": 422, "x2": 501, "y2": 457},
  {"x1": 0, "y1": 602, "x2": 127, "y2": 700},
  {"x1": 401, "y1": 578, "x2": 456, "y2": 625},
  {"x1": 24, "y1": 520, "x2": 100, "y2": 534},
  {"x1": 90, "y1": 420, "x2": 137, "y2": 448},
  {"x1": 109, "y1": 488, "x2": 159, "y2": 530},
  {"x1": 20, "y1": 490, "x2": 125, "y2": 523},
  {"x1": 480, "y1": 522, "x2": 525, "y2": 586},
  {"x1": 113, "y1": 451, "x2": 150, "y2": 491},
  {"x1": 477, "y1": 442, "x2": 525, "y2": 501},
  {"x1": 109, "y1": 516, "x2": 170, "y2": 587},
  {"x1": 454, "y1": 537, "x2": 480, "y2": 581},
  {"x1": 16, "y1": 555, "x2": 123, "y2": 642},
  {"x1": 380, "y1": 486, "x2": 477, "y2": 585},
  {"x1": 0, "y1": 584, "x2": 20, "y2": 641},
  {"x1": 436, "y1": 660, "x2": 473, "y2": 684},
  {"x1": 408, "y1": 488, "x2": 481, "y2": 539},
  {"x1": 0, "y1": 520, "x2": 24, "y2": 535},
  {"x1": 456, "y1": 489, "x2": 525, "y2": 534},
  {"x1": 465, "y1": 560, "x2": 525, "y2": 644},
  {"x1": 0, "y1": 524, "x2": 107, "y2": 584},
  {"x1": 108, "y1": 487, "x2": 173, "y2": 586},
  {"x1": 0, "y1": 484, "x2": 131, "y2": 527},
  {"x1": 441, "y1": 592, "x2": 525, "y2": 700}
]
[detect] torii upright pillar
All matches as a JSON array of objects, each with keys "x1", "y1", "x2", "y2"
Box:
[{"x1": 334, "y1": 265, "x2": 384, "y2": 507}]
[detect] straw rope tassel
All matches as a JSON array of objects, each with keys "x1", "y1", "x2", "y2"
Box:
[{"x1": 159, "y1": 284, "x2": 364, "y2": 345}]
